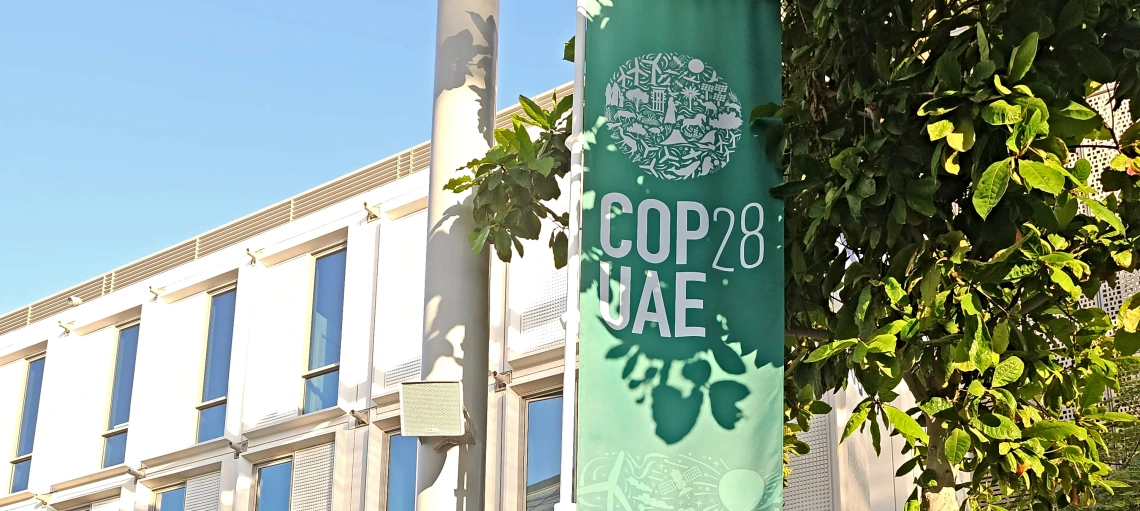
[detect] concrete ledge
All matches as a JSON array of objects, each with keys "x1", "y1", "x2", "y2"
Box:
[
  {"x1": 74, "y1": 306, "x2": 142, "y2": 337},
  {"x1": 139, "y1": 459, "x2": 223, "y2": 489},
  {"x1": 243, "y1": 406, "x2": 345, "y2": 441},
  {"x1": 161, "y1": 270, "x2": 239, "y2": 304},
  {"x1": 243, "y1": 430, "x2": 337, "y2": 464},
  {"x1": 0, "y1": 491, "x2": 33, "y2": 508},
  {"x1": 140, "y1": 437, "x2": 230, "y2": 471}
]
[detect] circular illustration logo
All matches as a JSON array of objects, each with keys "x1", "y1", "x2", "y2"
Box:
[{"x1": 603, "y1": 53, "x2": 743, "y2": 180}]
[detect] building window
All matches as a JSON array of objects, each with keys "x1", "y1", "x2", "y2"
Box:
[
  {"x1": 153, "y1": 486, "x2": 186, "y2": 511},
  {"x1": 10, "y1": 356, "x2": 45, "y2": 493},
  {"x1": 254, "y1": 459, "x2": 293, "y2": 511},
  {"x1": 385, "y1": 434, "x2": 417, "y2": 511},
  {"x1": 197, "y1": 287, "x2": 237, "y2": 442},
  {"x1": 524, "y1": 395, "x2": 563, "y2": 511},
  {"x1": 104, "y1": 323, "x2": 140, "y2": 468},
  {"x1": 303, "y1": 247, "x2": 347, "y2": 414}
]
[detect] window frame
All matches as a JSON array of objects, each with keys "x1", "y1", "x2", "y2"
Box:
[
  {"x1": 519, "y1": 389, "x2": 566, "y2": 511},
  {"x1": 251, "y1": 456, "x2": 294, "y2": 511},
  {"x1": 195, "y1": 283, "x2": 238, "y2": 443},
  {"x1": 299, "y1": 242, "x2": 348, "y2": 415},
  {"x1": 150, "y1": 483, "x2": 187, "y2": 511},
  {"x1": 102, "y1": 319, "x2": 141, "y2": 468},
  {"x1": 9, "y1": 352, "x2": 45, "y2": 493}
]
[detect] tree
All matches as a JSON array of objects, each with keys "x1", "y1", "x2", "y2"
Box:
[
  {"x1": 1090, "y1": 357, "x2": 1140, "y2": 509},
  {"x1": 446, "y1": 1, "x2": 1140, "y2": 509}
]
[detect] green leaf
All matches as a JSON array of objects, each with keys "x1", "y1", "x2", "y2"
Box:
[
  {"x1": 1118, "y1": 292, "x2": 1140, "y2": 333},
  {"x1": 856, "y1": 286, "x2": 872, "y2": 323},
  {"x1": 918, "y1": 96, "x2": 960, "y2": 117},
  {"x1": 961, "y1": 293, "x2": 983, "y2": 316},
  {"x1": 808, "y1": 400, "x2": 833, "y2": 415},
  {"x1": 919, "y1": 397, "x2": 953, "y2": 416},
  {"x1": 806, "y1": 339, "x2": 858, "y2": 363},
  {"x1": 469, "y1": 227, "x2": 491, "y2": 253},
  {"x1": 1076, "y1": 195, "x2": 1126, "y2": 235},
  {"x1": 982, "y1": 100, "x2": 1024, "y2": 125},
  {"x1": 971, "y1": 413, "x2": 1022, "y2": 440},
  {"x1": 935, "y1": 50, "x2": 962, "y2": 89},
  {"x1": 1008, "y1": 32, "x2": 1039, "y2": 82},
  {"x1": 865, "y1": 334, "x2": 897, "y2": 354},
  {"x1": 1054, "y1": 101, "x2": 1099, "y2": 120},
  {"x1": 562, "y1": 36, "x2": 574, "y2": 62},
  {"x1": 1111, "y1": 154, "x2": 1130, "y2": 171},
  {"x1": 927, "y1": 119, "x2": 955, "y2": 141},
  {"x1": 1057, "y1": 0, "x2": 1085, "y2": 33},
  {"x1": 750, "y1": 102, "x2": 781, "y2": 121},
  {"x1": 1101, "y1": 412, "x2": 1138, "y2": 423},
  {"x1": 841, "y1": 399, "x2": 873, "y2": 442},
  {"x1": 1023, "y1": 420, "x2": 1086, "y2": 441},
  {"x1": 552, "y1": 230, "x2": 568, "y2": 269},
  {"x1": 992, "y1": 321, "x2": 1010, "y2": 354},
  {"x1": 992, "y1": 357, "x2": 1025, "y2": 387},
  {"x1": 1018, "y1": 160, "x2": 1064, "y2": 195},
  {"x1": 969, "y1": 379, "x2": 985, "y2": 397},
  {"x1": 884, "y1": 405, "x2": 929, "y2": 442},
  {"x1": 530, "y1": 156, "x2": 555, "y2": 177},
  {"x1": 518, "y1": 95, "x2": 551, "y2": 129},
  {"x1": 945, "y1": 429, "x2": 972, "y2": 465},
  {"x1": 976, "y1": 23, "x2": 990, "y2": 62},
  {"x1": 973, "y1": 158, "x2": 1013, "y2": 219},
  {"x1": 1117, "y1": 331, "x2": 1140, "y2": 356},
  {"x1": 946, "y1": 113, "x2": 975, "y2": 152},
  {"x1": 885, "y1": 277, "x2": 905, "y2": 305}
]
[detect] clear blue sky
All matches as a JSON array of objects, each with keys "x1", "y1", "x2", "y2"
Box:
[{"x1": 0, "y1": 1, "x2": 573, "y2": 313}]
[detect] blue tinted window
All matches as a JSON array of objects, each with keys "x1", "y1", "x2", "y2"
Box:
[
  {"x1": 10, "y1": 459, "x2": 30, "y2": 493},
  {"x1": 108, "y1": 325, "x2": 140, "y2": 429},
  {"x1": 386, "y1": 435, "x2": 417, "y2": 511},
  {"x1": 308, "y1": 250, "x2": 346, "y2": 370},
  {"x1": 197, "y1": 403, "x2": 227, "y2": 443},
  {"x1": 16, "y1": 358, "x2": 45, "y2": 457},
  {"x1": 103, "y1": 431, "x2": 128, "y2": 467},
  {"x1": 156, "y1": 487, "x2": 186, "y2": 511},
  {"x1": 302, "y1": 370, "x2": 338, "y2": 414},
  {"x1": 256, "y1": 461, "x2": 293, "y2": 511},
  {"x1": 202, "y1": 290, "x2": 237, "y2": 402},
  {"x1": 525, "y1": 396, "x2": 563, "y2": 510}
]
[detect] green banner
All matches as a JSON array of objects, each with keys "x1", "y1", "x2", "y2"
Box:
[{"x1": 576, "y1": 1, "x2": 784, "y2": 510}]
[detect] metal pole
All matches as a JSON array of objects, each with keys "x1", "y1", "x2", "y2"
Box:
[
  {"x1": 555, "y1": 5, "x2": 586, "y2": 511},
  {"x1": 418, "y1": 1, "x2": 498, "y2": 510}
]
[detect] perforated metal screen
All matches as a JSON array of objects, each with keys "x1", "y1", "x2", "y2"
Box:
[
  {"x1": 400, "y1": 381, "x2": 465, "y2": 436},
  {"x1": 186, "y1": 471, "x2": 221, "y2": 511},
  {"x1": 290, "y1": 443, "x2": 335, "y2": 511},
  {"x1": 785, "y1": 413, "x2": 835, "y2": 511}
]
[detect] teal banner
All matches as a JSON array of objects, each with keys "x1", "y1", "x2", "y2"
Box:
[{"x1": 577, "y1": 1, "x2": 784, "y2": 510}]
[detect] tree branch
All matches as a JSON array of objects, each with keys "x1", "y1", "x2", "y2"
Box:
[{"x1": 787, "y1": 325, "x2": 830, "y2": 339}]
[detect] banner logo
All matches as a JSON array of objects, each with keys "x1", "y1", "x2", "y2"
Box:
[{"x1": 603, "y1": 53, "x2": 743, "y2": 180}]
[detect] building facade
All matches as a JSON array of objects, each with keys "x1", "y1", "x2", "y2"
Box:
[{"x1": 10, "y1": 82, "x2": 1128, "y2": 511}]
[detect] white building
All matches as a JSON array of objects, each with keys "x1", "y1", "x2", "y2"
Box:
[{"x1": 15, "y1": 82, "x2": 1131, "y2": 511}]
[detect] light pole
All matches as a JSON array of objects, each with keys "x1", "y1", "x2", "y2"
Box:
[{"x1": 417, "y1": 1, "x2": 498, "y2": 510}]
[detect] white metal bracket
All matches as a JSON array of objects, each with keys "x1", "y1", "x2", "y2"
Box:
[
  {"x1": 363, "y1": 202, "x2": 383, "y2": 222},
  {"x1": 229, "y1": 439, "x2": 248, "y2": 459}
]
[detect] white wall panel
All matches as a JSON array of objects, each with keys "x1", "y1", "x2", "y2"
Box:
[
  {"x1": 34, "y1": 327, "x2": 116, "y2": 485},
  {"x1": 507, "y1": 184, "x2": 569, "y2": 357},
  {"x1": 340, "y1": 222, "x2": 380, "y2": 409},
  {"x1": 129, "y1": 296, "x2": 208, "y2": 461},
  {"x1": 373, "y1": 210, "x2": 426, "y2": 392},
  {"x1": 243, "y1": 256, "x2": 312, "y2": 428}
]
